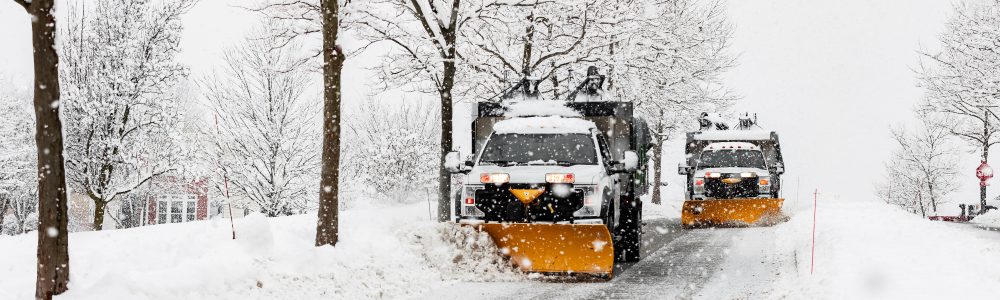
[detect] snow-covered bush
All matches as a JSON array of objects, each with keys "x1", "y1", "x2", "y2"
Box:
[
  {"x1": 342, "y1": 100, "x2": 440, "y2": 205},
  {"x1": 0, "y1": 82, "x2": 37, "y2": 235}
]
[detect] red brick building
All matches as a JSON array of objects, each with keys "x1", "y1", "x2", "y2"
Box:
[{"x1": 146, "y1": 177, "x2": 210, "y2": 225}]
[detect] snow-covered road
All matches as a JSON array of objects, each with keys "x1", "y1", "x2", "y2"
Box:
[
  {"x1": 420, "y1": 199, "x2": 1000, "y2": 300},
  {"x1": 421, "y1": 219, "x2": 787, "y2": 300}
]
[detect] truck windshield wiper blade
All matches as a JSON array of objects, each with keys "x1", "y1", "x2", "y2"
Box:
[
  {"x1": 482, "y1": 160, "x2": 520, "y2": 166},
  {"x1": 524, "y1": 160, "x2": 575, "y2": 166}
]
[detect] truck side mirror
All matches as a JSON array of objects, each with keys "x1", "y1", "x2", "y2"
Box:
[
  {"x1": 622, "y1": 151, "x2": 639, "y2": 172},
  {"x1": 444, "y1": 152, "x2": 470, "y2": 173},
  {"x1": 773, "y1": 163, "x2": 785, "y2": 175}
]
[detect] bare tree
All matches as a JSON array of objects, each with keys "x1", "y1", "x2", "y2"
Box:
[
  {"x1": 918, "y1": 2, "x2": 1000, "y2": 212},
  {"x1": 316, "y1": 0, "x2": 346, "y2": 247},
  {"x1": 201, "y1": 25, "x2": 321, "y2": 217},
  {"x1": 9, "y1": 0, "x2": 72, "y2": 297},
  {"x1": 877, "y1": 114, "x2": 961, "y2": 216},
  {"x1": 458, "y1": 0, "x2": 624, "y2": 100},
  {"x1": 60, "y1": 0, "x2": 194, "y2": 230},
  {"x1": 355, "y1": 0, "x2": 464, "y2": 221}
]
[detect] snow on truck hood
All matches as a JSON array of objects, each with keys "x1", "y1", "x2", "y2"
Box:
[
  {"x1": 492, "y1": 116, "x2": 596, "y2": 134},
  {"x1": 468, "y1": 164, "x2": 606, "y2": 184}
]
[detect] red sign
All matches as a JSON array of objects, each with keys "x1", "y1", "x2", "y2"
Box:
[{"x1": 977, "y1": 161, "x2": 993, "y2": 187}]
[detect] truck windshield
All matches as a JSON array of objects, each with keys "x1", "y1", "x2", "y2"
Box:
[
  {"x1": 479, "y1": 133, "x2": 597, "y2": 165},
  {"x1": 698, "y1": 149, "x2": 766, "y2": 169}
]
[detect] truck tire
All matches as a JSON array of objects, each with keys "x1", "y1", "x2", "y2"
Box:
[{"x1": 615, "y1": 195, "x2": 642, "y2": 262}]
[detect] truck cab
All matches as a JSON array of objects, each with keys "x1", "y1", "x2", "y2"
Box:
[
  {"x1": 689, "y1": 142, "x2": 774, "y2": 200},
  {"x1": 450, "y1": 116, "x2": 637, "y2": 225}
]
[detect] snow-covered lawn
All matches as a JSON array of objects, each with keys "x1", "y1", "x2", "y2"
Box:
[
  {"x1": 706, "y1": 197, "x2": 1000, "y2": 299},
  {"x1": 0, "y1": 202, "x2": 520, "y2": 299}
]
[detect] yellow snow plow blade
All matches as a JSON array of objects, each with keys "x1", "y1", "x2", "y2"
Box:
[
  {"x1": 469, "y1": 223, "x2": 614, "y2": 277},
  {"x1": 682, "y1": 198, "x2": 785, "y2": 227}
]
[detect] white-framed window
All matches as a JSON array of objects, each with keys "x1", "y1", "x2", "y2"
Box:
[{"x1": 156, "y1": 195, "x2": 199, "y2": 224}]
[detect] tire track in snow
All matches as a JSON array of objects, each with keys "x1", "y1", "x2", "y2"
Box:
[
  {"x1": 422, "y1": 220, "x2": 749, "y2": 300},
  {"x1": 560, "y1": 228, "x2": 735, "y2": 299}
]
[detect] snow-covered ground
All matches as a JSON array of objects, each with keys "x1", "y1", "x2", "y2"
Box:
[
  {"x1": 972, "y1": 210, "x2": 1000, "y2": 228},
  {"x1": 701, "y1": 196, "x2": 1000, "y2": 299},
  {"x1": 0, "y1": 202, "x2": 521, "y2": 299},
  {"x1": 5, "y1": 196, "x2": 1000, "y2": 299}
]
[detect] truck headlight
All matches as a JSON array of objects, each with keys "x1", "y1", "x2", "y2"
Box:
[
  {"x1": 480, "y1": 173, "x2": 509, "y2": 184},
  {"x1": 573, "y1": 186, "x2": 600, "y2": 217},
  {"x1": 758, "y1": 177, "x2": 771, "y2": 193},
  {"x1": 546, "y1": 173, "x2": 575, "y2": 183},
  {"x1": 693, "y1": 177, "x2": 705, "y2": 194},
  {"x1": 459, "y1": 185, "x2": 485, "y2": 217}
]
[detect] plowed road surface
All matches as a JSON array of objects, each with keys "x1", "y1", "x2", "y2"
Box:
[{"x1": 422, "y1": 219, "x2": 790, "y2": 299}]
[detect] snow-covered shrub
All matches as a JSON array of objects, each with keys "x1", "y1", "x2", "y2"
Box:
[
  {"x1": 342, "y1": 99, "x2": 440, "y2": 205},
  {"x1": 0, "y1": 83, "x2": 37, "y2": 235}
]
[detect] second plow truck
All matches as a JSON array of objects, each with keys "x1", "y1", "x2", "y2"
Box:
[
  {"x1": 445, "y1": 76, "x2": 652, "y2": 279},
  {"x1": 678, "y1": 113, "x2": 787, "y2": 228}
]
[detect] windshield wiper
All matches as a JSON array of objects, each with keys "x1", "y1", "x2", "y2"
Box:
[
  {"x1": 481, "y1": 160, "x2": 520, "y2": 167},
  {"x1": 524, "y1": 160, "x2": 575, "y2": 166},
  {"x1": 553, "y1": 160, "x2": 574, "y2": 166}
]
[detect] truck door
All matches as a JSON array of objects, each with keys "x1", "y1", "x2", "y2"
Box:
[{"x1": 595, "y1": 131, "x2": 620, "y2": 226}]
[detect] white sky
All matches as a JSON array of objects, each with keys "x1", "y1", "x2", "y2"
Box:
[
  {"x1": 0, "y1": 0, "x2": 986, "y2": 213},
  {"x1": 718, "y1": 0, "x2": 979, "y2": 212}
]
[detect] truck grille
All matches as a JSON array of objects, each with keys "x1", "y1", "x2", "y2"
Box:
[
  {"x1": 474, "y1": 183, "x2": 585, "y2": 222},
  {"x1": 704, "y1": 174, "x2": 760, "y2": 199}
]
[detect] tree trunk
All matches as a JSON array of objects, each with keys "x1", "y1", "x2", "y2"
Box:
[
  {"x1": 315, "y1": 0, "x2": 344, "y2": 247},
  {"x1": 982, "y1": 113, "x2": 990, "y2": 215},
  {"x1": 435, "y1": 0, "x2": 461, "y2": 223},
  {"x1": 520, "y1": 9, "x2": 535, "y2": 76},
  {"x1": 917, "y1": 190, "x2": 926, "y2": 217},
  {"x1": 437, "y1": 62, "x2": 456, "y2": 222},
  {"x1": 92, "y1": 199, "x2": 107, "y2": 231},
  {"x1": 651, "y1": 119, "x2": 664, "y2": 204},
  {"x1": 21, "y1": 0, "x2": 72, "y2": 298},
  {"x1": 927, "y1": 181, "x2": 937, "y2": 213},
  {"x1": 0, "y1": 199, "x2": 8, "y2": 232}
]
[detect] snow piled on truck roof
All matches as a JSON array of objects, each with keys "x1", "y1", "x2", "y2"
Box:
[
  {"x1": 704, "y1": 142, "x2": 760, "y2": 150},
  {"x1": 693, "y1": 130, "x2": 773, "y2": 141},
  {"x1": 503, "y1": 101, "x2": 581, "y2": 117},
  {"x1": 493, "y1": 116, "x2": 595, "y2": 134}
]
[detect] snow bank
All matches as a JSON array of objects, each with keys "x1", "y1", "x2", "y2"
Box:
[
  {"x1": 493, "y1": 116, "x2": 595, "y2": 134},
  {"x1": 503, "y1": 101, "x2": 581, "y2": 118},
  {"x1": 0, "y1": 203, "x2": 522, "y2": 299},
  {"x1": 761, "y1": 198, "x2": 1000, "y2": 299},
  {"x1": 971, "y1": 210, "x2": 1000, "y2": 227}
]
